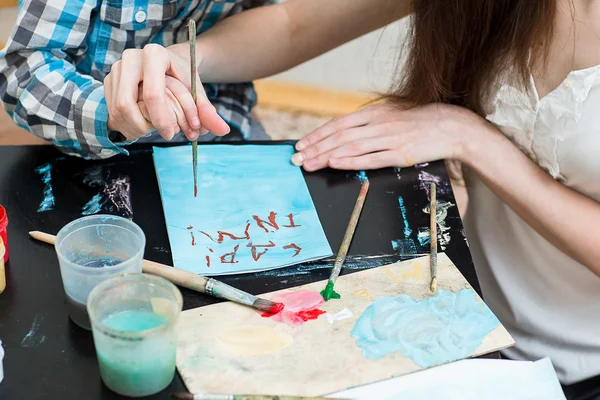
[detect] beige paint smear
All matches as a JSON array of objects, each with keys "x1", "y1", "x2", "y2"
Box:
[{"x1": 215, "y1": 325, "x2": 294, "y2": 357}]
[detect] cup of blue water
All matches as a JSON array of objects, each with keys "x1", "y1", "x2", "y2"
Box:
[
  {"x1": 87, "y1": 273, "x2": 183, "y2": 397},
  {"x1": 55, "y1": 215, "x2": 146, "y2": 330}
]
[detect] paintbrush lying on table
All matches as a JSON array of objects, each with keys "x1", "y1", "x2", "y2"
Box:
[
  {"x1": 321, "y1": 180, "x2": 370, "y2": 301},
  {"x1": 171, "y1": 393, "x2": 343, "y2": 400},
  {"x1": 429, "y1": 182, "x2": 438, "y2": 293},
  {"x1": 29, "y1": 231, "x2": 284, "y2": 314}
]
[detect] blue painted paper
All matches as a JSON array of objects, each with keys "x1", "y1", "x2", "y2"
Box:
[
  {"x1": 351, "y1": 289, "x2": 500, "y2": 367},
  {"x1": 153, "y1": 145, "x2": 332, "y2": 275}
]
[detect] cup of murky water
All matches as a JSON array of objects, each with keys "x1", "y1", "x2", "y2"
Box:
[
  {"x1": 87, "y1": 273, "x2": 182, "y2": 397},
  {"x1": 55, "y1": 215, "x2": 145, "y2": 330}
]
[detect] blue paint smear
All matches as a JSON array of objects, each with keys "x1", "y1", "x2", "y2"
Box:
[
  {"x1": 417, "y1": 227, "x2": 430, "y2": 247},
  {"x1": 391, "y1": 238, "x2": 417, "y2": 254},
  {"x1": 74, "y1": 256, "x2": 123, "y2": 268},
  {"x1": 225, "y1": 253, "x2": 408, "y2": 281},
  {"x1": 356, "y1": 170, "x2": 369, "y2": 183},
  {"x1": 82, "y1": 193, "x2": 107, "y2": 216},
  {"x1": 35, "y1": 163, "x2": 55, "y2": 212},
  {"x1": 153, "y1": 145, "x2": 333, "y2": 275},
  {"x1": 397, "y1": 197, "x2": 412, "y2": 237},
  {"x1": 351, "y1": 289, "x2": 500, "y2": 367}
]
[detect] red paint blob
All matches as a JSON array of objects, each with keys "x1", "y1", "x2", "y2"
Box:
[
  {"x1": 0, "y1": 205, "x2": 8, "y2": 263},
  {"x1": 190, "y1": 232, "x2": 196, "y2": 246},
  {"x1": 261, "y1": 302, "x2": 285, "y2": 317},
  {"x1": 187, "y1": 225, "x2": 193, "y2": 230},
  {"x1": 296, "y1": 309, "x2": 326, "y2": 322},
  {"x1": 260, "y1": 291, "x2": 326, "y2": 324},
  {"x1": 261, "y1": 306, "x2": 325, "y2": 322},
  {"x1": 194, "y1": 185, "x2": 197, "y2": 197}
]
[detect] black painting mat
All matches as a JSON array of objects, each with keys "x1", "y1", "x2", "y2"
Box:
[{"x1": 0, "y1": 142, "x2": 487, "y2": 400}]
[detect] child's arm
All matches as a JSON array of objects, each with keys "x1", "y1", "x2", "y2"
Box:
[
  {"x1": 107, "y1": 0, "x2": 412, "y2": 143},
  {"x1": 0, "y1": 0, "x2": 129, "y2": 159}
]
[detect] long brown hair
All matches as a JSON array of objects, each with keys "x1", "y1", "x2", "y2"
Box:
[{"x1": 389, "y1": 1, "x2": 557, "y2": 115}]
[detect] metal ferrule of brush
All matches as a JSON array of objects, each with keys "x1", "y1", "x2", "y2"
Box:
[
  {"x1": 205, "y1": 278, "x2": 255, "y2": 306},
  {"x1": 205, "y1": 278, "x2": 217, "y2": 297}
]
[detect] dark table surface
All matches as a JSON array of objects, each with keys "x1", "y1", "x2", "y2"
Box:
[{"x1": 0, "y1": 142, "x2": 482, "y2": 400}]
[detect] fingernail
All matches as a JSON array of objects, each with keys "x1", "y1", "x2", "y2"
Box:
[
  {"x1": 191, "y1": 117, "x2": 201, "y2": 128},
  {"x1": 296, "y1": 141, "x2": 307, "y2": 151},
  {"x1": 199, "y1": 127, "x2": 209, "y2": 136},
  {"x1": 329, "y1": 158, "x2": 340, "y2": 167},
  {"x1": 291, "y1": 152, "x2": 304, "y2": 166},
  {"x1": 189, "y1": 130, "x2": 199, "y2": 141}
]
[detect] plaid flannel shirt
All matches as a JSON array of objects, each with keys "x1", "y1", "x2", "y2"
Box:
[{"x1": 0, "y1": 0, "x2": 270, "y2": 159}]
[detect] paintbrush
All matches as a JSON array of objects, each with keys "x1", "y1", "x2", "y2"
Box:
[
  {"x1": 170, "y1": 393, "x2": 342, "y2": 400},
  {"x1": 188, "y1": 19, "x2": 199, "y2": 198},
  {"x1": 29, "y1": 231, "x2": 283, "y2": 314},
  {"x1": 430, "y1": 182, "x2": 438, "y2": 293},
  {"x1": 321, "y1": 180, "x2": 370, "y2": 301}
]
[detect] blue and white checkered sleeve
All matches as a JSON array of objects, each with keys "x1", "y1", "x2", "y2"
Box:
[{"x1": 0, "y1": 0, "x2": 127, "y2": 159}]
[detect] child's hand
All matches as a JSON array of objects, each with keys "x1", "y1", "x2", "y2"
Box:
[
  {"x1": 103, "y1": 44, "x2": 230, "y2": 141},
  {"x1": 136, "y1": 77, "x2": 199, "y2": 138}
]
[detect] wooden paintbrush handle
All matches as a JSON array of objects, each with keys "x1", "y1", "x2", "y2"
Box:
[{"x1": 142, "y1": 259, "x2": 208, "y2": 294}]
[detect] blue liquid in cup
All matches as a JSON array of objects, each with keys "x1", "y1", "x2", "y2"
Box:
[{"x1": 96, "y1": 310, "x2": 176, "y2": 397}]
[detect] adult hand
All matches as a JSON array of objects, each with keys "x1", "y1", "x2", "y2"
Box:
[
  {"x1": 104, "y1": 44, "x2": 230, "y2": 141},
  {"x1": 136, "y1": 79, "x2": 190, "y2": 138},
  {"x1": 291, "y1": 103, "x2": 485, "y2": 171}
]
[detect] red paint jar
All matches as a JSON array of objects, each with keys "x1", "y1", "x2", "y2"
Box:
[{"x1": 0, "y1": 206, "x2": 7, "y2": 263}]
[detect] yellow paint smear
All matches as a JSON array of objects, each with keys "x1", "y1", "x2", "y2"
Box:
[
  {"x1": 352, "y1": 289, "x2": 372, "y2": 301},
  {"x1": 215, "y1": 325, "x2": 294, "y2": 357},
  {"x1": 382, "y1": 262, "x2": 423, "y2": 283}
]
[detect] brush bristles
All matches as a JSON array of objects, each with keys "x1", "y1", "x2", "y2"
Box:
[
  {"x1": 430, "y1": 277, "x2": 438, "y2": 293},
  {"x1": 253, "y1": 298, "x2": 284, "y2": 314}
]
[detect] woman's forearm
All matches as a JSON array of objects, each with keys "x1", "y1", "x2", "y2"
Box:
[
  {"x1": 463, "y1": 123, "x2": 600, "y2": 277},
  {"x1": 171, "y1": 0, "x2": 411, "y2": 83}
]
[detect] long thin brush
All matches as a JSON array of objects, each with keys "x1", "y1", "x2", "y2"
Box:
[
  {"x1": 29, "y1": 231, "x2": 283, "y2": 314},
  {"x1": 430, "y1": 182, "x2": 438, "y2": 293},
  {"x1": 321, "y1": 181, "x2": 370, "y2": 301},
  {"x1": 170, "y1": 393, "x2": 342, "y2": 400},
  {"x1": 188, "y1": 19, "x2": 198, "y2": 197}
]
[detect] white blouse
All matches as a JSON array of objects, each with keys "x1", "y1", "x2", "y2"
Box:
[{"x1": 463, "y1": 65, "x2": 600, "y2": 384}]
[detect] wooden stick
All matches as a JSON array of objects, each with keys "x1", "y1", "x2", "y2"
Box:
[
  {"x1": 188, "y1": 19, "x2": 199, "y2": 198},
  {"x1": 171, "y1": 393, "x2": 342, "y2": 400},
  {"x1": 430, "y1": 182, "x2": 438, "y2": 293},
  {"x1": 29, "y1": 231, "x2": 283, "y2": 313},
  {"x1": 321, "y1": 181, "x2": 370, "y2": 301}
]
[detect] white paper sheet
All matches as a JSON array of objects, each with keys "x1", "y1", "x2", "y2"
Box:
[{"x1": 329, "y1": 357, "x2": 566, "y2": 400}]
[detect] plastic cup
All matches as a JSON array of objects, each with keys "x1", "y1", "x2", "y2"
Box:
[
  {"x1": 87, "y1": 273, "x2": 183, "y2": 397},
  {"x1": 55, "y1": 215, "x2": 146, "y2": 330}
]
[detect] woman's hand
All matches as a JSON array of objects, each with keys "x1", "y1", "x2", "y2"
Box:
[
  {"x1": 291, "y1": 103, "x2": 485, "y2": 171},
  {"x1": 104, "y1": 44, "x2": 230, "y2": 141}
]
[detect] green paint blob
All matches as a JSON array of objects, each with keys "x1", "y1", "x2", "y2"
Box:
[
  {"x1": 96, "y1": 310, "x2": 176, "y2": 397},
  {"x1": 320, "y1": 281, "x2": 341, "y2": 301}
]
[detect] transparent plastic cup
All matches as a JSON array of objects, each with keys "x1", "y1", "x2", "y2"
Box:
[
  {"x1": 87, "y1": 273, "x2": 183, "y2": 397},
  {"x1": 55, "y1": 215, "x2": 146, "y2": 330}
]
